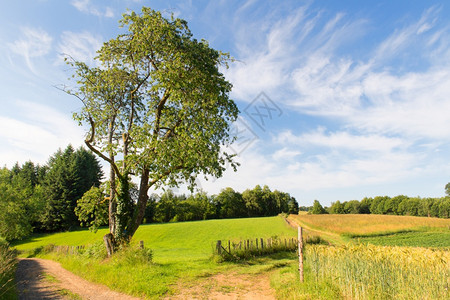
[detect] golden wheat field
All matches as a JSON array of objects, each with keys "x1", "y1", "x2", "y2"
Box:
[
  {"x1": 306, "y1": 244, "x2": 450, "y2": 299},
  {"x1": 291, "y1": 213, "x2": 450, "y2": 235}
]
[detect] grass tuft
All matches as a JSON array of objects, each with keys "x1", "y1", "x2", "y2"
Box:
[{"x1": 0, "y1": 239, "x2": 18, "y2": 299}]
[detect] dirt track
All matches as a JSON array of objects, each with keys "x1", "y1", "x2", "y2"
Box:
[{"x1": 15, "y1": 258, "x2": 141, "y2": 300}]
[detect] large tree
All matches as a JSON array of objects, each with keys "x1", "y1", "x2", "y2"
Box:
[{"x1": 65, "y1": 7, "x2": 238, "y2": 251}]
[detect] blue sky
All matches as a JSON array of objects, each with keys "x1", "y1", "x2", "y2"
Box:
[{"x1": 1, "y1": 0, "x2": 450, "y2": 206}]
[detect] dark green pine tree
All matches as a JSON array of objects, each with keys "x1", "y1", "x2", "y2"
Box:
[
  {"x1": 73, "y1": 147, "x2": 103, "y2": 198},
  {"x1": 40, "y1": 145, "x2": 103, "y2": 231}
]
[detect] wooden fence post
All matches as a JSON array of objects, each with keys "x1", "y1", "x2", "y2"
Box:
[
  {"x1": 261, "y1": 238, "x2": 264, "y2": 250},
  {"x1": 139, "y1": 240, "x2": 144, "y2": 249},
  {"x1": 216, "y1": 240, "x2": 222, "y2": 255},
  {"x1": 228, "y1": 240, "x2": 231, "y2": 253},
  {"x1": 298, "y1": 227, "x2": 304, "y2": 282}
]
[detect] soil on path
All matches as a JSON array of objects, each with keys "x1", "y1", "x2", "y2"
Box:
[
  {"x1": 168, "y1": 271, "x2": 276, "y2": 300},
  {"x1": 15, "y1": 258, "x2": 141, "y2": 300}
]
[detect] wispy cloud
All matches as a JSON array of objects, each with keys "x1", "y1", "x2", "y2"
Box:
[
  {"x1": 8, "y1": 27, "x2": 53, "y2": 73},
  {"x1": 0, "y1": 101, "x2": 84, "y2": 166},
  {"x1": 225, "y1": 5, "x2": 367, "y2": 102},
  {"x1": 220, "y1": 4, "x2": 450, "y2": 202},
  {"x1": 276, "y1": 129, "x2": 407, "y2": 153},
  {"x1": 57, "y1": 31, "x2": 103, "y2": 65},
  {"x1": 71, "y1": 0, "x2": 114, "y2": 18}
]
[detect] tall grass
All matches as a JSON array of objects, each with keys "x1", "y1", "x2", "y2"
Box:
[
  {"x1": 306, "y1": 244, "x2": 449, "y2": 299},
  {"x1": 0, "y1": 239, "x2": 17, "y2": 299}
]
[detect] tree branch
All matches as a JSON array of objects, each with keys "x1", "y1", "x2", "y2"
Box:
[{"x1": 84, "y1": 116, "x2": 123, "y2": 180}]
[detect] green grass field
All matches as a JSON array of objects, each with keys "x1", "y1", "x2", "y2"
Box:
[
  {"x1": 14, "y1": 217, "x2": 296, "y2": 260},
  {"x1": 355, "y1": 230, "x2": 450, "y2": 247}
]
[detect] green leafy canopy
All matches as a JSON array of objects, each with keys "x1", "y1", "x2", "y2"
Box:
[{"x1": 66, "y1": 7, "x2": 238, "y2": 188}]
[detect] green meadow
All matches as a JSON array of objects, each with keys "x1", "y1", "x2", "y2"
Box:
[
  {"x1": 354, "y1": 229, "x2": 450, "y2": 248},
  {"x1": 14, "y1": 217, "x2": 296, "y2": 260}
]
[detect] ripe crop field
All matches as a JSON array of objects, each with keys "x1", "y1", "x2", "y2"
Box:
[
  {"x1": 277, "y1": 214, "x2": 450, "y2": 299},
  {"x1": 272, "y1": 243, "x2": 449, "y2": 299},
  {"x1": 290, "y1": 213, "x2": 449, "y2": 236}
]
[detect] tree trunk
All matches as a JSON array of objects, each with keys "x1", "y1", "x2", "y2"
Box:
[
  {"x1": 126, "y1": 168, "x2": 150, "y2": 239},
  {"x1": 113, "y1": 175, "x2": 132, "y2": 243},
  {"x1": 108, "y1": 119, "x2": 117, "y2": 236},
  {"x1": 108, "y1": 164, "x2": 117, "y2": 235}
]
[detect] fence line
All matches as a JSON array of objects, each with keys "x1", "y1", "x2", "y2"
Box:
[
  {"x1": 51, "y1": 245, "x2": 86, "y2": 255},
  {"x1": 215, "y1": 236, "x2": 298, "y2": 259}
]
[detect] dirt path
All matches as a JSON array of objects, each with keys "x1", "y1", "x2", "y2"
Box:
[
  {"x1": 15, "y1": 258, "x2": 141, "y2": 300},
  {"x1": 287, "y1": 215, "x2": 346, "y2": 245},
  {"x1": 168, "y1": 271, "x2": 276, "y2": 300}
]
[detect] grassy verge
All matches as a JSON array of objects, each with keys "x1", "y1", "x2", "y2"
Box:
[{"x1": 0, "y1": 239, "x2": 17, "y2": 300}]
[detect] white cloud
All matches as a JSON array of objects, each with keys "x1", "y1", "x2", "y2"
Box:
[
  {"x1": 8, "y1": 27, "x2": 53, "y2": 72},
  {"x1": 227, "y1": 4, "x2": 450, "y2": 143},
  {"x1": 225, "y1": 7, "x2": 309, "y2": 101},
  {"x1": 0, "y1": 101, "x2": 85, "y2": 166},
  {"x1": 225, "y1": 6, "x2": 367, "y2": 102},
  {"x1": 355, "y1": 69, "x2": 450, "y2": 139},
  {"x1": 57, "y1": 31, "x2": 103, "y2": 65},
  {"x1": 196, "y1": 139, "x2": 420, "y2": 197},
  {"x1": 272, "y1": 147, "x2": 301, "y2": 161},
  {"x1": 276, "y1": 129, "x2": 407, "y2": 153},
  {"x1": 71, "y1": 0, "x2": 114, "y2": 18}
]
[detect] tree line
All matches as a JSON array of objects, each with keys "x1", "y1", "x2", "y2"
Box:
[
  {"x1": 142, "y1": 185, "x2": 299, "y2": 224},
  {"x1": 76, "y1": 184, "x2": 299, "y2": 231},
  {"x1": 0, "y1": 145, "x2": 299, "y2": 241},
  {"x1": 0, "y1": 145, "x2": 103, "y2": 241},
  {"x1": 309, "y1": 194, "x2": 449, "y2": 218}
]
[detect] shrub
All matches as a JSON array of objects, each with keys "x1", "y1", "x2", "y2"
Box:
[
  {"x1": 112, "y1": 245, "x2": 153, "y2": 266},
  {"x1": 81, "y1": 241, "x2": 108, "y2": 259}
]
